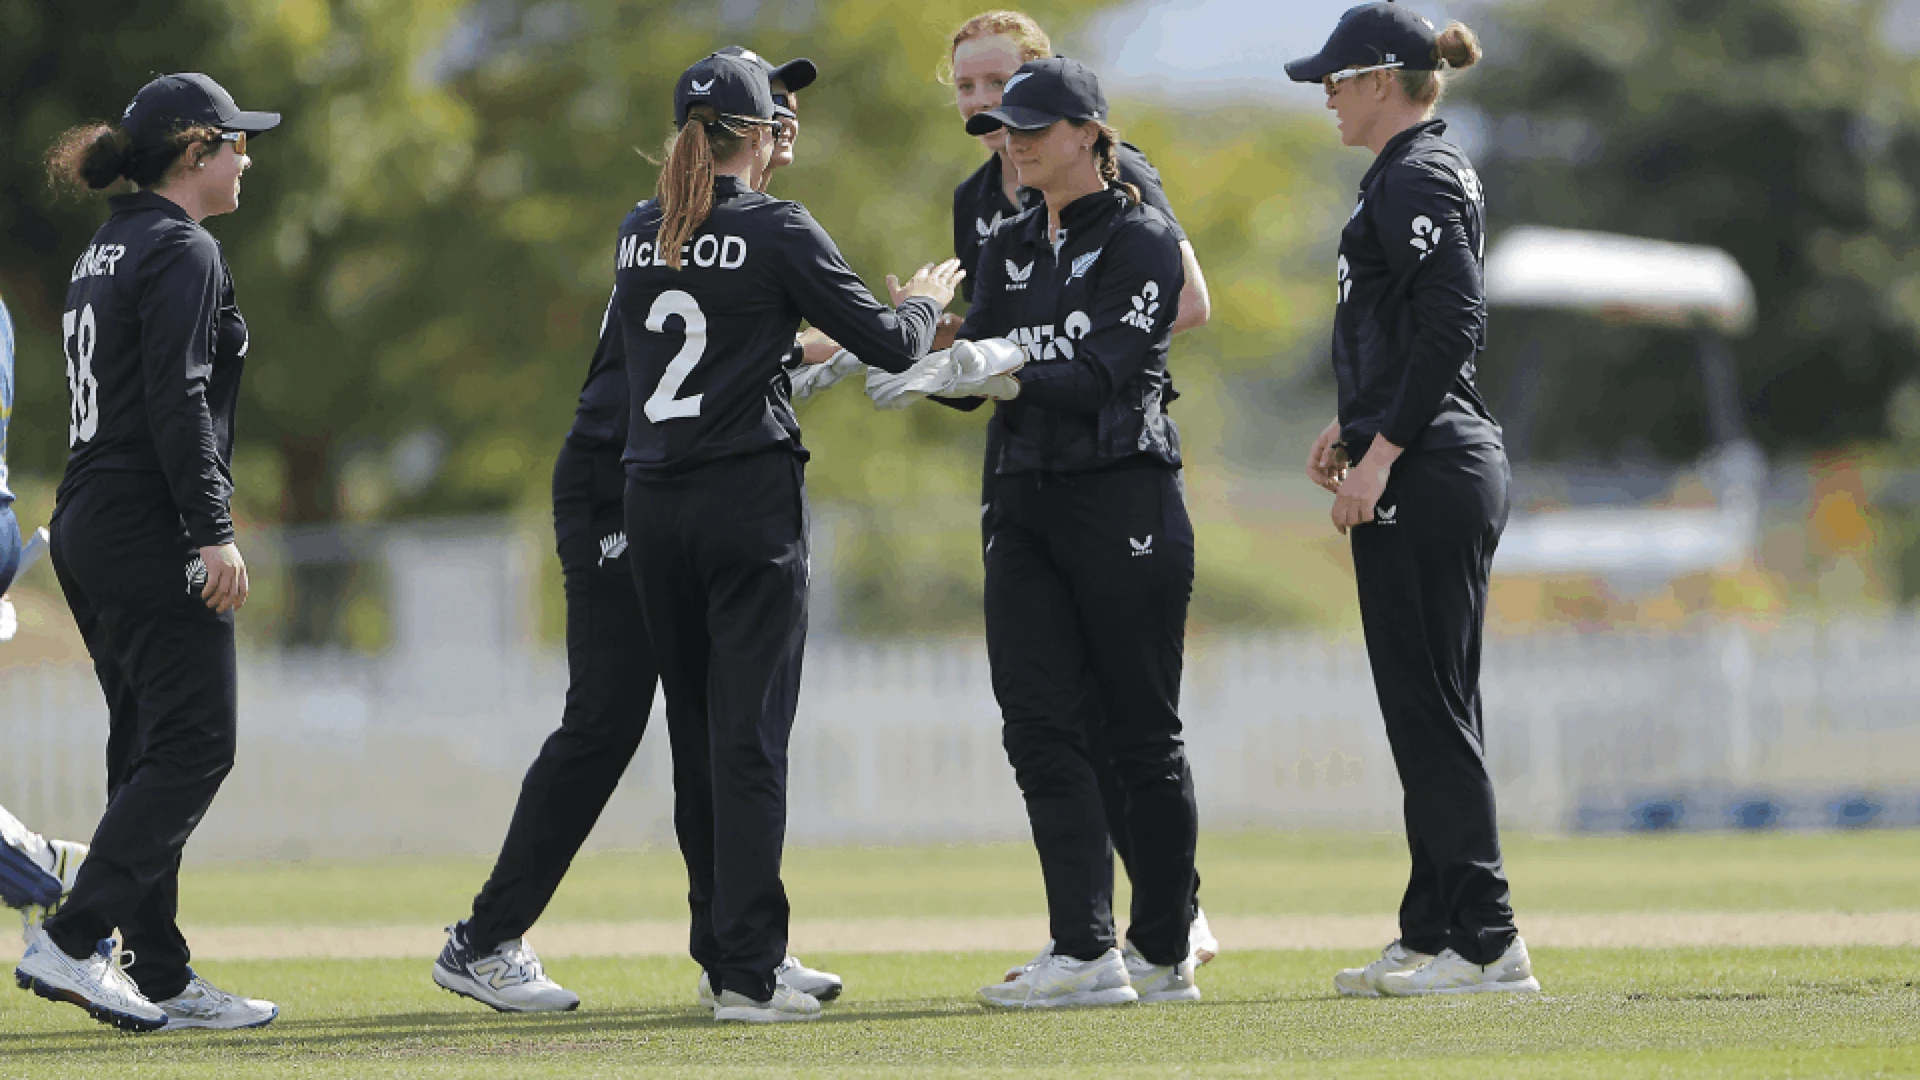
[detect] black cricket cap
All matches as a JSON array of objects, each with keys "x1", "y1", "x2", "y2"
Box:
[
  {"x1": 964, "y1": 56, "x2": 1107, "y2": 136},
  {"x1": 715, "y1": 46, "x2": 817, "y2": 120},
  {"x1": 121, "y1": 73, "x2": 280, "y2": 152},
  {"x1": 673, "y1": 52, "x2": 775, "y2": 128},
  {"x1": 1285, "y1": 1, "x2": 1441, "y2": 83}
]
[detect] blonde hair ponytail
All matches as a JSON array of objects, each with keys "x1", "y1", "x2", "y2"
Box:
[{"x1": 1396, "y1": 20, "x2": 1482, "y2": 107}]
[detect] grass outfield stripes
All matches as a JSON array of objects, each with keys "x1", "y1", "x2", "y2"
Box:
[
  {"x1": 169, "y1": 831, "x2": 1920, "y2": 927},
  {"x1": 6, "y1": 832, "x2": 1919, "y2": 1074},
  {"x1": 1, "y1": 949, "x2": 1916, "y2": 1077}
]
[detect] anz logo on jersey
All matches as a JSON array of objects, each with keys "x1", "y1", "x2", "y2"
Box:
[
  {"x1": 617, "y1": 233, "x2": 747, "y2": 271},
  {"x1": 1007, "y1": 309, "x2": 1091, "y2": 363}
]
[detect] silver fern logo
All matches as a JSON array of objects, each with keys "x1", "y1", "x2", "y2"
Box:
[
  {"x1": 184, "y1": 556, "x2": 208, "y2": 595},
  {"x1": 1069, "y1": 248, "x2": 1102, "y2": 280},
  {"x1": 598, "y1": 531, "x2": 629, "y2": 566}
]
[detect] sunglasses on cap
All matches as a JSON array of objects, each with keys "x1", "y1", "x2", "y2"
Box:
[
  {"x1": 772, "y1": 92, "x2": 796, "y2": 112},
  {"x1": 1322, "y1": 61, "x2": 1404, "y2": 92},
  {"x1": 217, "y1": 130, "x2": 248, "y2": 155}
]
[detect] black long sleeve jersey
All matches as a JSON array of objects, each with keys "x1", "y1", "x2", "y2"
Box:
[
  {"x1": 959, "y1": 187, "x2": 1185, "y2": 475},
  {"x1": 952, "y1": 142, "x2": 1186, "y2": 304},
  {"x1": 566, "y1": 281, "x2": 629, "y2": 454},
  {"x1": 56, "y1": 191, "x2": 248, "y2": 549},
  {"x1": 1333, "y1": 118, "x2": 1501, "y2": 458},
  {"x1": 615, "y1": 175, "x2": 940, "y2": 477}
]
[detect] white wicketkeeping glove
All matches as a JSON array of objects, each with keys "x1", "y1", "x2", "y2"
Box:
[
  {"x1": 865, "y1": 349, "x2": 952, "y2": 410},
  {"x1": 788, "y1": 349, "x2": 862, "y2": 401},
  {"x1": 0, "y1": 598, "x2": 15, "y2": 644},
  {"x1": 931, "y1": 338, "x2": 1024, "y2": 400}
]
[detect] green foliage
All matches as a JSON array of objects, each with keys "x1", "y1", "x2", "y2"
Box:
[
  {"x1": 0, "y1": 0, "x2": 1374, "y2": 636},
  {"x1": 1463, "y1": 0, "x2": 1920, "y2": 462}
]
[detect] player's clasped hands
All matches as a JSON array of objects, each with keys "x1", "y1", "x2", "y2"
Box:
[{"x1": 1307, "y1": 418, "x2": 1347, "y2": 494}]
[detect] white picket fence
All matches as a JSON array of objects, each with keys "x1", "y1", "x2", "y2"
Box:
[{"x1": 5, "y1": 618, "x2": 1920, "y2": 859}]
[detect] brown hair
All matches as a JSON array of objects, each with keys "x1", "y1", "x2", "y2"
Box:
[
  {"x1": 45, "y1": 121, "x2": 221, "y2": 198},
  {"x1": 1072, "y1": 119, "x2": 1141, "y2": 206},
  {"x1": 654, "y1": 106, "x2": 752, "y2": 270},
  {"x1": 940, "y1": 10, "x2": 1051, "y2": 83},
  {"x1": 1396, "y1": 21, "x2": 1482, "y2": 107}
]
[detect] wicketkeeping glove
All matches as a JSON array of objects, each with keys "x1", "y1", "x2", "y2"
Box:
[
  {"x1": 865, "y1": 349, "x2": 951, "y2": 410},
  {"x1": 788, "y1": 349, "x2": 862, "y2": 401},
  {"x1": 931, "y1": 338, "x2": 1024, "y2": 401}
]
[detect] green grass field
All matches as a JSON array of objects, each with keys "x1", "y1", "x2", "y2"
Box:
[{"x1": 3, "y1": 832, "x2": 1918, "y2": 1077}]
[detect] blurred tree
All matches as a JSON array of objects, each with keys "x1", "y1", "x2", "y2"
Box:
[
  {"x1": 0, "y1": 0, "x2": 1350, "y2": 639},
  {"x1": 1463, "y1": 0, "x2": 1920, "y2": 463}
]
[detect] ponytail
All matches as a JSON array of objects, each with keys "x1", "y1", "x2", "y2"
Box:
[
  {"x1": 1397, "y1": 20, "x2": 1482, "y2": 108},
  {"x1": 1078, "y1": 120, "x2": 1140, "y2": 206},
  {"x1": 654, "y1": 105, "x2": 751, "y2": 270},
  {"x1": 46, "y1": 121, "x2": 220, "y2": 198}
]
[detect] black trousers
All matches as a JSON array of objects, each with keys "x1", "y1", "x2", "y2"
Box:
[
  {"x1": 464, "y1": 445, "x2": 681, "y2": 950},
  {"x1": 1349, "y1": 443, "x2": 1517, "y2": 965},
  {"x1": 43, "y1": 473, "x2": 237, "y2": 1001},
  {"x1": 626, "y1": 450, "x2": 808, "y2": 1001},
  {"x1": 981, "y1": 448, "x2": 1204, "y2": 913},
  {"x1": 985, "y1": 464, "x2": 1198, "y2": 966}
]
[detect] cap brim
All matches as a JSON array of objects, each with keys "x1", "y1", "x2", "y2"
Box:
[
  {"x1": 964, "y1": 105, "x2": 1063, "y2": 136},
  {"x1": 225, "y1": 110, "x2": 281, "y2": 134},
  {"x1": 771, "y1": 58, "x2": 817, "y2": 92},
  {"x1": 1285, "y1": 53, "x2": 1343, "y2": 82}
]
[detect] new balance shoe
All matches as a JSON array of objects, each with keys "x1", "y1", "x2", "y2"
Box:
[
  {"x1": 154, "y1": 970, "x2": 278, "y2": 1030},
  {"x1": 1123, "y1": 943, "x2": 1200, "y2": 1003},
  {"x1": 13, "y1": 926, "x2": 167, "y2": 1032},
  {"x1": 698, "y1": 955, "x2": 843, "y2": 1008},
  {"x1": 1375, "y1": 936, "x2": 1541, "y2": 996},
  {"x1": 979, "y1": 947, "x2": 1138, "y2": 1009},
  {"x1": 1334, "y1": 939, "x2": 1434, "y2": 998},
  {"x1": 1190, "y1": 907, "x2": 1220, "y2": 965},
  {"x1": 713, "y1": 982, "x2": 821, "y2": 1023},
  {"x1": 432, "y1": 923, "x2": 579, "y2": 1013}
]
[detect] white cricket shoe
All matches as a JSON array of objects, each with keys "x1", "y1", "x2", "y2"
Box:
[
  {"x1": 1376, "y1": 936, "x2": 1541, "y2": 996},
  {"x1": 1334, "y1": 939, "x2": 1434, "y2": 998},
  {"x1": 1190, "y1": 907, "x2": 1220, "y2": 965},
  {"x1": 1123, "y1": 943, "x2": 1200, "y2": 1003},
  {"x1": 698, "y1": 955, "x2": 843, "y2": 1008},
  {"x1": 1004, "y1": 906, "x2": 1218, "y2": 983},
  {"x1": 154, "y1": 970, "x2": 278, "y2": 1030},
  {"x1": 713, "y1": 982, "x2": 822, "y2": 1023},
  {"x1": 13, "y1": 925, "x2": 167, "y2": 1032},
  {"x1": 979, "y1": 947, "x2": 1138, "y2": 1009},
  {"x1": 1003, "y1": 939, "x2": 1054, "y2": 982},
  {"x1": 432, "y1": 924, "x2": 580, "y2": 1013}
]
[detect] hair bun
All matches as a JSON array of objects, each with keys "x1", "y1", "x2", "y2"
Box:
[{"x1": 1435, "y1": 21, "x2": 1482, "y2": 71}]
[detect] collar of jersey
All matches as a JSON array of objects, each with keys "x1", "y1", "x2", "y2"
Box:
[
  {"x1": 713, "y1": 174, "x2": 753, "y2": 199},
  {"x1": 1008, "y1": 186, "x2": 1126, "y2": 252},
  {"x1": 107, "y1": 189, "x2": 196, "y2": 223},
  {"x1": 1359, "y1": 117, "x2": 1449, "y2": 193}
]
